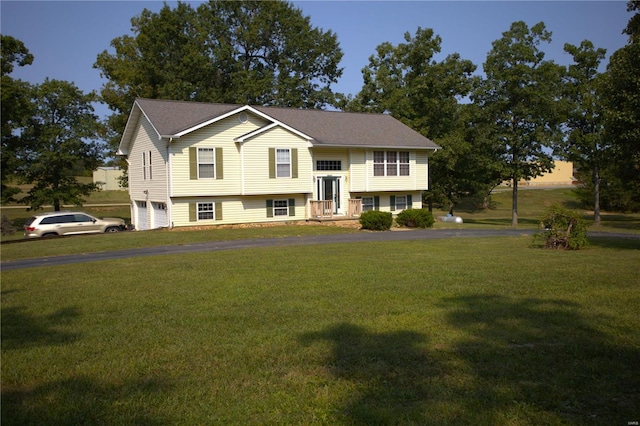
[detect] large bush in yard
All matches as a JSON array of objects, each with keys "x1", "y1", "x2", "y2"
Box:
[
  {"x1": 359, "y1": 210, "x2": 392, "y2": 231},
  {"x1": 535, "y1": 205, "x2": 588, "y2": 250},
  {"x1": 396, "y1": 208, "x2": 435, "y2": 228}
]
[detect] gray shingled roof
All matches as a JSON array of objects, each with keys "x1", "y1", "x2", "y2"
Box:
[{"x1": 132, "y1": 98, "x2": 439, "y2": 150}]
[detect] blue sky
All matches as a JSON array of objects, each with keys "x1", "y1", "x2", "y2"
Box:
[{"x1": 1, "y1": 1, "x2": 632, "y2": 118}]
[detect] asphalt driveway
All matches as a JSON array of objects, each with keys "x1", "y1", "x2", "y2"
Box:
[{"x1": 2, "y1": 228, "x2": 636, "y2": 271}]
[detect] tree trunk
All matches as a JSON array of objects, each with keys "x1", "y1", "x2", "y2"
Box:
[
  {"x1": 593, "y1": 163, "x2": 601, "y2": 225},
  {"x1": 53, "y1": 199, "x2": 61, "y2": 212},
  {"x1": 511, "y1": 178, "x2": 518, "y2": 226}
]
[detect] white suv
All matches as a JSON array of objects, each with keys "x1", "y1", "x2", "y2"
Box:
[{"x1": 23, "y1": 211, "x2": 126, "y2": 238}]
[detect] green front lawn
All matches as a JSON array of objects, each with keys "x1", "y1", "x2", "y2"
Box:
[{"x1": 2, "y1": 237, "x2": 639, "y2": 424}]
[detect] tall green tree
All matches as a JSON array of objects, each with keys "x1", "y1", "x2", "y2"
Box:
[
  {"x1": 18, "y1": 79, "x2": 104, "y2": 211},
  {"x1": 95, "y1": 0, "x2": 344, "y2": 153},
  {"x1": 600, "y1": 0, "x2": 640, "y2": 211},
  {"x1": 559, "y1": 40, "x2": 607, "y2": 224},
  {"x1": 345, "y1": 27, "x2": 476, "y2": 140},
  {"x1": 1, "y1": 35, "x2": 34, "y2": 203},
  {"x1": 427, "y1": 103, "x2": 506, "y2": 214},
  {"x1": 472, "y1": 21, "x2": 565, "y2": 226}
]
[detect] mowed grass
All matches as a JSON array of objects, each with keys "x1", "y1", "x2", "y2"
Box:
[{"x1": 2, "y1": 237, "x2": 639, "y2": 425}]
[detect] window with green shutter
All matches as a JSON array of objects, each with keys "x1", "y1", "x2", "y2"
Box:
[
  {"x1": 190, "y1": 147, "x2": 223, "y2": 180},
  {"x1": 267, "y1": 199, "x2": 295, "y2": 217},
  {"x1": 189, "y1": 202, "x2": 222, "y2": 221},
  {"x1": 269, "y1": 148, "x2": 297, "y2": 178}
]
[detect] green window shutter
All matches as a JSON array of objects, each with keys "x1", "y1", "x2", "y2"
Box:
[
  {"x1": 390, "y1": 195, "x2": 396, "y2": 211},
  {"x1": 215, "y1": 202, "x2": 222, "y2": 221},
  {"x1": 189, "y1": 147, "x2": 198, "y2": 180},
  {"x1": 291, "y1": 148, "x2": 298, "y2": 178},
  {"x1": 374, "y1": 196, "x2": 380, "y2": 210},
  {"x1": 268, "y1": 148, "x2": 275, "y2": 178},
  {"x1": 407, "y1": 194, "x2": 413, "y2": 208},
  {"x1": 288, "y1": 198, "x2": 295, "y2": 217},
  {"x1": 216, "y1": 147, "x2": 223, "y2": 180},
  {"x1": 189, "y1": 203, "x2": 197, "y2": 222},
  {"x1": 266, "y1": 199, "x2": 273, "y2": 217}
]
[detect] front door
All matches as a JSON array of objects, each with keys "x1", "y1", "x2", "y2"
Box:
[{"x1": 318, "y1": 176, "x2": 341, "y2": 214}]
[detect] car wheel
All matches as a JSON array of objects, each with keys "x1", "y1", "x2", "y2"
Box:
[
  {"x1": 105, "y1": 227, "x2": 120, "y2": 233},
  {"x1": 42, "y1": 233, "x2": 58, "y2": 238}
]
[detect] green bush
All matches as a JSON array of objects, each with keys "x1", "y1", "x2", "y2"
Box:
[
  {"x1": 396, "y1": 208, "x2": 435, "y2": 228},
  {"x1": 534, "y1": 205, "x2": 588, "y2": 250},
  {"x1": 359, "y1": 210, "x2": 392, "y2": 231}
]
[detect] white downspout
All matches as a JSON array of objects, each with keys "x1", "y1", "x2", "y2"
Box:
[
  {"x1": 167, "y1": 137, "x2": 173, "y2": 228},
  {"x1": 240, "y1": 142, "x2": 245, "y2": 195}
]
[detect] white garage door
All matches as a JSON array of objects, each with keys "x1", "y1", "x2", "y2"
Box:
[
  {"x1": 136, "y1": 201, "x2": 148, "y2": 230},
  {"x1": 152, "y1": 202, "x2": 168, "y2": 228}
]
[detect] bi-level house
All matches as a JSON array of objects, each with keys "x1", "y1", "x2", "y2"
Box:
[{"x1": 117, "y1": 98, "x2": 439, "y2": 230}]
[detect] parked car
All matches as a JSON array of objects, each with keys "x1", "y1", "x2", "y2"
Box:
[{"x1": 23, "y1": 211, "x2": 126, "y2": 238}]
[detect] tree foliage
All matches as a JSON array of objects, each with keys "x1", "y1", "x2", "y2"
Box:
[
  {"x1": 559, "y1": 40, "x2": 607, "y2": 223},
  {"x1": 426, "y1": 104, "x2": 506, "y2": 214},
  {"x1": 472, "y1": 21, "x2": 565, "y2": 225},
  {"x1": 95, "y1": 0, "x2": 344, "y2": 152},
  {"x1": 344, "y1": 27, "x2": 476, "y2": 140},
  {"x1": 18, "y1": 79, "x2": 104, "y2": 211},
  {"x1": 1, "y1": 34, "x2": 34, "y2": 202},
  {"x1": 599, "y1": 0, "x2": 640, "y2": 211}
]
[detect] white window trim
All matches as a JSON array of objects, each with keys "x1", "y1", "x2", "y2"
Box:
[
  {"x1": 362, "y1": 196, "x2": 374, "y2": 212},
  {"x1": 373, "y1": 151, "x2": 410, "y2": 177},
  {"x1": 197, "y1": 202, "x2": 215, "y2": 221},
  {"x1": 142, "y1": 152, "x2": 147, "y2": 180},
  {"x1": 198, "y1": 147, "x2": 216, "y2": 179},
  {"x1": 276, "y1": 148, "x2": 291, "y2": 178},
  {"x1": 273, "y1": 199, "x2": 289, "y2": 216}
]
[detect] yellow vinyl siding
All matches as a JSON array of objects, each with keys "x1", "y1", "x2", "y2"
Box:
[
  {"x1": 171, "y1": 113, "x2": 269, "y2": 197},
  {"x1": 128, "y1": 116, "x2": 168, "y2": 201},
  {"x1": 242, "y1": 127, "x2": 313, "y2": 195},
  {"x1": 365, "y1": 150, "x2": 427, "y2": 192},
  {"x1": 170, "y1": 195, "x2": 306, "y2": 227},
  {"x1": 415, "y1": 151, "x2": 429, "y2": 190},
  {"x1": 347, "y1": 149, "x2": 367, "y2": 192},
  {"x1": 351, "y1": 191, "x2": 423, "y2": 213},
  {"x1": 313, "y1": 148, "x2": 350, "y2": 168}
]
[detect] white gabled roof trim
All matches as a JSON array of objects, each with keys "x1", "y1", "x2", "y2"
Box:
[
  {"x1": 165, "y1": 105, "x2": 313, "y2": 142},
  {"x1": 117, "y1": 101, "x2": 162, "y2": 155},
  {"x1": 234, "y1": 121, "x2": 314, "y2": 143},
  {"x1": 235, "y1": 122, "x2": 279, "y2": 142}
]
